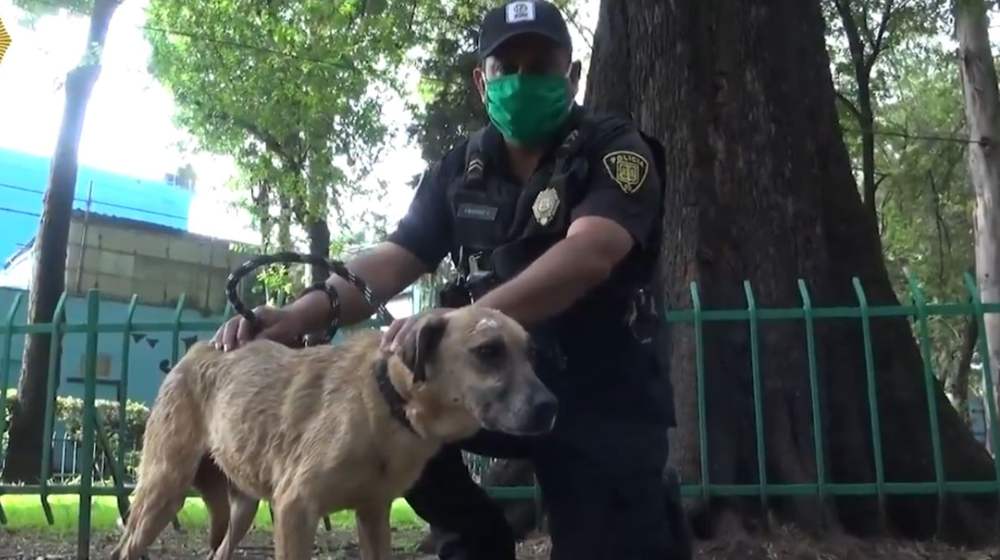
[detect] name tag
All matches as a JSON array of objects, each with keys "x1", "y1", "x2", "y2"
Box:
[{"x1": 457, "y1": 203, "x2": 498, "y2": 221}]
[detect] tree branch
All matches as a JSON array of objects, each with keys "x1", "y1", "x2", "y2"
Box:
[
  {"x1": 866, "y1": 0, "x2": 900, "y2": 73},
  {"x1": 833, "y1": 0, "x2": 868, "y2": 87},
  {"x1": 836, "y1": 91, "x2": 863, "y2": 123}
]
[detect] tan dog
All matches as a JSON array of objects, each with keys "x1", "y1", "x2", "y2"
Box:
[{"x1": 110, "y1": 307, "x2": 557, "y2": 560}]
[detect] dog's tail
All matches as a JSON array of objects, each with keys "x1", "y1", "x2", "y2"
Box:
[{"x1": 112, "y1": 363, "x2": 210, "y2": 559}]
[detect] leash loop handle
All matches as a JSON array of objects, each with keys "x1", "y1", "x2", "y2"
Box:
[{"x1": 225, "y1": 252, "x2": 395, "y2": 342}]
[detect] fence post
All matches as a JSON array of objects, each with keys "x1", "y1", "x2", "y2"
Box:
[
  {"x1": 39, "y1": 292, "x2": 67, "y2": 526},
  {"x1": 743, "y1": 281, "x2": 768, "y2": 521},
  {"x1": 0, "y1": 293, "x2": 24, "y2": 446},
  {"x1": 690, "y1": 282, "x2": 709, "y2": 500},
  {"x1": 905, "y1": 272, "x2": 947, "y2": 535},
  {"x1": 0, "y1": 292, "x2": 24, "y2": 526},
  {"x1": 797, "y1": 279, "x2": 827, "y2": 528},
  {"x1": 171, "y1": 294, "x2": 186, "y2": 370},
  {"x1": 115, "y1": 295, "x2": 138, "y2": 523},
  {"x1": 852, "y1": 277, "x2": 886, "y2": 533},
  {"x1": 78, "y1": 290, "x2": 101, "y2": 560},
  {"x1": 963, "y1": 273, "x2": 1000, "y2": 530}
]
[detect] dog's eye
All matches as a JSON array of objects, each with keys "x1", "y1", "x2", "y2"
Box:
[{"x1": 473, "y1": 341, "x2": 505, "y2": 363}]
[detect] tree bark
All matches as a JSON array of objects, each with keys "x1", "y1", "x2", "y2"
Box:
[
  {"x1": 3, "y1": 0, "x2": 120, "y2": 484},
  {"x1": 956, "y1": 0, "x2": 1000, "y2": 456},
  {"x1": 585, "y1": 0, "x2": 997, "y2": 544},
  {"x1": 952, "y1": 315, "x2": 977, "y2": 423},
  {"x1": 307, "y1": 216, "x2": 331, "y2": 285}
]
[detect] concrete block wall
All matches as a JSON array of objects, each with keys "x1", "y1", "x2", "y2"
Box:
[{"x1": 64, "y1": 216, "x2": 255, "y2": 315}]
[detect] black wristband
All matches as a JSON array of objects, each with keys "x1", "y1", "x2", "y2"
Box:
[{"x1": 298, "y1": 281, "x2": 341, "y2": 343}]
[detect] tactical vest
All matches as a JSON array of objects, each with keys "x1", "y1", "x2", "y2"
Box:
[
  {"x1": 441, "y1": 115, "x2": 676, "y2": 426},
  {"x1": 446, "y1": 114, "x2": 647, "y2": 289}
]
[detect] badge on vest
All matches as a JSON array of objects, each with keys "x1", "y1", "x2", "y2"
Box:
[
  {"x1": 532, "y1": 187, "x2": 560, "y2": 226},
  {"x1": 602, "y1": 150, "x2": 649, "y2": 194}
]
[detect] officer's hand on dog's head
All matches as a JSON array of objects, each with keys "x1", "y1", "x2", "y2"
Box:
[{"x1": 381, "y1": 308, "x2": 449, "y2": 353}]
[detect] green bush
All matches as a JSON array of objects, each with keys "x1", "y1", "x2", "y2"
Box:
[{"x1": 3, "y1": 388, "x2": 150, "y2": 476}]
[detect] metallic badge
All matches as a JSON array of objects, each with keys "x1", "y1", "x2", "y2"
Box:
[{"x1": 532, "y1": 187, "x2": 560, "y2": 226}]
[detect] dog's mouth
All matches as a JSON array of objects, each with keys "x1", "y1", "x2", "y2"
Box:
[{"x1": 476, "y1": 396, "x2": 558, "y2": 437}]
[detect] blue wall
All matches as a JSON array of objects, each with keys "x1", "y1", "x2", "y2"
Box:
[
  {"x1": 0, "y1": 148, "x2": 194, "y2": 262},
  {"x1": 0, "y1": 287, "x2": 378, "y2": 408},
  {"x1": 0, "y1": 287, "x2": 223, "y2": 407}
]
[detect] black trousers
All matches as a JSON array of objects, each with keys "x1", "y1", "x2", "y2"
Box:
[{"x1": 404, "y1": 408, "x2": 685, "y2": 560}]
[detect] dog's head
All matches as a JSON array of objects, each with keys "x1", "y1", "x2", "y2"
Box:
[{"x1": 394, "y1": 307, "x2": 557, "y2": 441}]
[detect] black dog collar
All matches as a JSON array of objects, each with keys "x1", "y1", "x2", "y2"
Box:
[{"x1": 374, "y1": 359, "x2": 417, "y2": 435}]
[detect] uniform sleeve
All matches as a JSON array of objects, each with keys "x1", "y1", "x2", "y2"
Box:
[
  {"x1": 570, "y1": 130, "x2": 663, "y2": 248},
  {"x1": 386, "y1": 160, "x2": 453, "y2": 270}
]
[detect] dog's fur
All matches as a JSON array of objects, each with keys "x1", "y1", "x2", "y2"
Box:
[{"x1": 111, "y1": 307, "x2": 556, "y2": 560}]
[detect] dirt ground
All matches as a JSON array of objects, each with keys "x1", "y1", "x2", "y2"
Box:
[{"x1": 3, "y1": 526, "x2": 1000, "y2": 559}]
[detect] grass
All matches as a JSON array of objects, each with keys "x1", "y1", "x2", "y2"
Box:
[{"x1": 0, "y1": 494, "x2": 425, "y2": 534}]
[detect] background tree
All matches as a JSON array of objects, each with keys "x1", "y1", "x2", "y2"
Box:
[
  {"x1": 145, "y1": 0, "x2": 414, "y2": 285},
  {"x1": 825, "y1": 1, "x2": 980, "y2": 417},
  {"x1": 824, "y1": 0, "x2": 948, "y2": 222},
  {"x1": 3, "y1": 0, "x2": 123, "y2": 484},
  {"x1": 956, "y1": 0, "x2": 1000, "y2": 453},
  {"x1": 587, "y1": 0, "x2": 996, "y2": 544}
]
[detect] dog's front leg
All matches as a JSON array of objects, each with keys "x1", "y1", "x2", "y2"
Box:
[
  {"x1": 272, "y1": 497, "x2": 318, "y2": 560},
  {"x1": 355, "y1": 500, "x2": 391, "y2": 560}
]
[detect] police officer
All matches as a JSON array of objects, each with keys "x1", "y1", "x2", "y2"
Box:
[{"x1": 213, "y1": 1, "x2": 685, "y2": 558}]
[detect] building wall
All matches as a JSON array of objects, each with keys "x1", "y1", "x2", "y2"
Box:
[
  {"x1": 63, "y1": 214, "x2": 253, "y2": 315},
  {"x1": 0, "y1": 147, "x2": 193, "y2": 263},
  {"x1": 0, "y1": 285, "x2": 415, "y2": 408},
  {"x1": 0, "y1": 286, "x2": 224, "y2": 407},
  {"x1": 2, "y1": 213, "x2": 257, "y2": 315}
]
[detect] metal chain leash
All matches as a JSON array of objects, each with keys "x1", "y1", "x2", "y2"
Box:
[{"x1": 225, "y1": 252, "x2": 395, "y2": 343}]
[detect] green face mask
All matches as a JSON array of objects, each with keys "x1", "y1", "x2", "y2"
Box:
[{"x1": 484, "y1": 73, "x2": 573, "y2": 147}]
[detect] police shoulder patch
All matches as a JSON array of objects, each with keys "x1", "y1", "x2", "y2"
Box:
[{"x1": 602, "y1": 150, "x2": 649, "y2": 194}]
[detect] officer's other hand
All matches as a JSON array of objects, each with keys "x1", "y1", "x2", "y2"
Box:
[
  {"x1": 380, "y1": 308, "x2": 450, "y2": 353},
  {"x1": 211, "y1": 305, "x2": 304, "y2": 352}
]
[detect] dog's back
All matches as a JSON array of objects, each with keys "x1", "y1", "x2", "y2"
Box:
[{"x1": 113, "y1": 331, "x2": 387, "y2": 559}]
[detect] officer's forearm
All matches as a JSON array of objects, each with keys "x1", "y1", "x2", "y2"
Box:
[
  {"x1": 283, "y1": 242, "x2": 428, "y2": 333},
  {"x1": 473, "y1": 236, "x2": 614, "y2": 326}
]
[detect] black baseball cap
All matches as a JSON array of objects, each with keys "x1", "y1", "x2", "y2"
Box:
[{"x1": 478, "y1": 1, "x2": 573, "y2": 60}]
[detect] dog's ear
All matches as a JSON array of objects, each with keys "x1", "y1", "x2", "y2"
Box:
[{"x1": 400, "y1": 314, "x2": 448, "y2": 383}]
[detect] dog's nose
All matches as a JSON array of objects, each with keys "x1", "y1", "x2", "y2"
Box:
[{"x1": 526, "y1": 394, "x2": 558, "y2": 433}]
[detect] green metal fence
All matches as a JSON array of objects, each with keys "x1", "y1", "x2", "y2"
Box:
[{"x1": 1, "y1": 272, "x2": 1000, "y2": 557}]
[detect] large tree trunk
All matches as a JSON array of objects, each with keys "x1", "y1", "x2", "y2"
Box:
[
  {"x1": 3, "y1": 0, "x2": 120, "y2": 484},
  {"x1": 307, "y1": 217, "x2": 330, "y2": 285},
  {"x1": 957, "y1": 0, "x2": 1000, "y2": 456},
  {"x1": 585, "y1": 0, "x2": 997, "y2": 545}
]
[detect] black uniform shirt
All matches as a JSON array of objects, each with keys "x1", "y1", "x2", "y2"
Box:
[
  {"x1": 388, "y1": 105, "x2": 672, "y2": 424},
  {"x1": 388, "y1": 104, "x2": 664, "y2": 315}
]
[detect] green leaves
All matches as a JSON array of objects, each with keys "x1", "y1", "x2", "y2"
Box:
[
  {"x1": 825, "y1": 0, "x2": 973, "y2": 389},
  {"x1": 147, "y1": 0, "x2": 423, "y2": 268}
]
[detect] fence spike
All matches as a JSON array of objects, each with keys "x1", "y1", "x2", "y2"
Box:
[
  {"x1": 114, "y1": 295, "x2": 139, "y2": 524},
  {"x1": 78, "y1": 290, "x2": 102, "y2": 558},
  {"x1": 690, "y1": 282, "x2": 709, "y2": 501},
  {"x1": 961, "y1": 272, "x2": 1000, "y2": 527},
  {"x1": 0, "y1": 292, "x2": 24, "y2": 454},
  {"x1": 797, "y1": 279, "x2": 827, "y2": 529},
  {"x1": 171, "y1": 294, "x2": 187, "y2": 371},
  {"x1": 904, "y1": 271, "x2": 947, "y2": 536},
  {"x1": 39, "y1": 292, "x2": 67, "y2": 527},
  {"x1": 852, "y1": 277, "x2": 887, "y2": 533},
  {"x1": 743, "y1": 281, "x2": 768, "y2": 522}
]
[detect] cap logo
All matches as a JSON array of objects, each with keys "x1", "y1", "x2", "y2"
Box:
[{"x1": 506, "y1": 1, "x2": 536, "y2": 23}]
